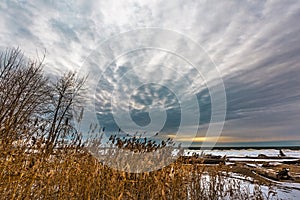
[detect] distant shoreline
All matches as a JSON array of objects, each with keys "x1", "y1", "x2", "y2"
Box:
[{"x1": 187, "y1": 146, "x2": 300, "y2": 150}]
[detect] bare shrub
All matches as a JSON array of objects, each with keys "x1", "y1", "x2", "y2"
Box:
[{"x1": 0, "y1": 48, "x2": 49, "y2": 149}]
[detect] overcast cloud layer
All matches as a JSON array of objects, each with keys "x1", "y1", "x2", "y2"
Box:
[{"x1": 1, "y1": 0, "x2": 300, "y2": 144}]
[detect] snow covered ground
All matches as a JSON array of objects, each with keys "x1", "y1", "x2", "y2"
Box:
[
  {"x1": 196, "y1": 172, "x2": 300, "y2": 199},
  {"x1": 185, "y1": 149, "x2": 300, "y2": 199},
  {"x1": 253, "y1": 173, "x2": 300, "y2": 199}
]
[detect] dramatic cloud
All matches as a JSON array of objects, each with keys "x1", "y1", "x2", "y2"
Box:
[{"x1": 1, "y1": 0, "x2": 300, "y2": 144}]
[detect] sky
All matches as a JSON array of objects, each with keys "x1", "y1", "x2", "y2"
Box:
[{"x1": 1, "y1": 0, "x2": 300, "y2": 146}]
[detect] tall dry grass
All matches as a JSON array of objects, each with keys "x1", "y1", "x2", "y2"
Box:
[{"x1": 0, "y1": 137, "x2": 275, "y2": 200}]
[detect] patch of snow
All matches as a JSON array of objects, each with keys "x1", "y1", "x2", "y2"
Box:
[{"x1": 228, "y1": 158, "x2": 299, "y2": 162}]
